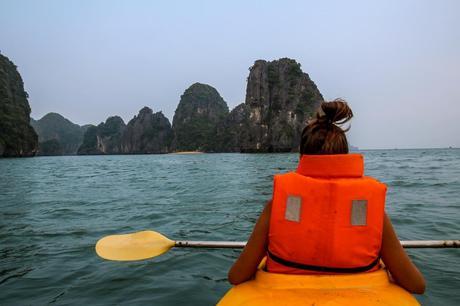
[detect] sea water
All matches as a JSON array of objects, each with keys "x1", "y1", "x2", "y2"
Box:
[{"x1": 0, "y1": 149, "x2": 459, "y2": 305}]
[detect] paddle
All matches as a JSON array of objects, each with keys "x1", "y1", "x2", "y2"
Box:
[{"x1": 95, "y1": 230, "x2": 460, "y2": 261}]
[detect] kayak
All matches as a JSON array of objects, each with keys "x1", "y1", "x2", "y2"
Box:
[{"x1": 217, "y1": 268, "x2": 420, "y2": 305}]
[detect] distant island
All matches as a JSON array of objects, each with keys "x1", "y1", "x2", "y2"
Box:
[
  {"x1": 1, "y1": 54, "x2": 358, "y2": 157},
  {"x1": 30, "y1": 113, "x2": 90, "y2": 155},
  {"x1": 73, "y1": 58, "x2": 325, "y2": 155}
]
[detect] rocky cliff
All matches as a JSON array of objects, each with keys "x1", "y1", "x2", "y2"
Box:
[
  {"x1": 121, "y1": 107, "x2": 173, "y2": 154},
  {"x1": 238, "y1": 58, "x2": 323, "y2": 152},
  {"x1": 172, "y1": 83, "x2": 229, "y2": 151},
  {"x1": 166, "y1": 59, "x2": 323, "y2": 153},
  {"x1": 38, "y1": 139, "x2": 63, "y2": 156},
  {"x1": 77, "y1": 116, "x2": 126, "y2": 154},
  {"x1": 66, "y1": 58, "x2": 325, "y2": 155},
  {"x1": 0, "y1": 54, "x2": 38, "y2": 157},
  {"x1": 31, "y1": 112, "x2": 88, "y2": 155},
  {"x1": 214, "y1": 103, "x2": 250, "y2": 152}
]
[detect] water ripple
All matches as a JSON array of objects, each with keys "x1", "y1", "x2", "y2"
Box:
[{"x1": 0, "y1": 150, "x2": 459, "y2": 305}]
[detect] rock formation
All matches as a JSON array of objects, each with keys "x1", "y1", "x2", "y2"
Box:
[
  {"x1": 214, "y1": 103, "x2": 250, "y2": 152},
  {"x1": 43, "y1": 57, "x2": 325, "y2": 155},
  {"x1": 38, "y1": 139, "x2": 63, "y2": 156},
  {"x1": 30, "y1": 112, "x2": 88, "y2": 155},
  {"x1": 172, "y1": 83, "x2": 229, "y2": 151},
  {"x1": 78, "y1": 107, "x2": 173, "y2": 155},
  {"x1": 0, "y1": 53, "x2": 38, "y2": 157},
  {"x1": 121, "y1": 107, "x2": 172, "y2": 154},
  {"x1": 77, "y1": 116, "x2": 126, "y2": 154},
  {"x1": 238, "y1": 58, "x2": 323, "y2": 152}
]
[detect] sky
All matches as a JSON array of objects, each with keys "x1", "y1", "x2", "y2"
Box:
[{"x1": 1, "y1": 0, "x2": 459, "y2": 149}]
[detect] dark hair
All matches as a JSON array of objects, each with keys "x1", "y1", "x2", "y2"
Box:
[{"x1": 300, "y1": 99, "x2": 353, "y2": 155}]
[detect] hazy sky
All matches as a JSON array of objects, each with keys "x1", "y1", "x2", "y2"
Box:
[{"x1": 1, "y1": 0, "x2": 459, "y2": 149}]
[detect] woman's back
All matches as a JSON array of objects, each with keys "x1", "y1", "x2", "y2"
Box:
[
  {"x1": 228, "y1": 99, "x2": 425, "y2": 294},
  {"x1": 267, "y1": 154, "x2": 385, "y2": 275}
]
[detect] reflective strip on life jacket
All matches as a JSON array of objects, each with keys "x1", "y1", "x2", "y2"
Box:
[{"x1": 267, "y1": 154, "x2": 386, "y2": 275}]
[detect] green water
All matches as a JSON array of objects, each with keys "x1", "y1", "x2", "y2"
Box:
[{"x1": 0, "y1": 149, "x2": 459, "y2": 305}]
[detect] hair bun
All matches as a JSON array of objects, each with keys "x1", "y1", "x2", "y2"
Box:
[
  {"x1": 300, "y1": 98, "x2": 353, "y2": 154},
  {"x1": 320, "y1": 99, "x2": 353, "y2": 125}
]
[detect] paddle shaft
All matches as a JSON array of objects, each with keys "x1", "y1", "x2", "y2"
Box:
[{"x1": 175, "y1": 240, "x2": 460, "y2": 249}]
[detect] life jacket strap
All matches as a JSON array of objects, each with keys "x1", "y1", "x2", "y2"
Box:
[{"x1": 267, "y1": 249, "x2": 380, "y2": 273}]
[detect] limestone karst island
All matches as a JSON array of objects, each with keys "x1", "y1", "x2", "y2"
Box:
[{"x1": 1, "y1": 54, "x2": 326, "y2": 157}]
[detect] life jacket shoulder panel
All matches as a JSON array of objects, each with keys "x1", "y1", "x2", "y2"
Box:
[{"x1": 267, "y1": 154, "x2": 386, "y2": 274}]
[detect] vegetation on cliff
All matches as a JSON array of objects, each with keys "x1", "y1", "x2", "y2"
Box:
[
  {"x1": 214, "y1": 58, "x2": 323, "y2": 153},
  {"x1": 30, "y1": 112, "x2": 88, "y2": 155},
  {"x1": 172, "y1": 83, "x2": 229, "y2": 151},
  {"x1": 38, "y1": 139, "x2": 63, "y2": 156},
  {"x1": 121, "y1": 107, "x2": 173, "y2": 154},
  {"x1": 77, "y1": 116, "x2": 126, "y2": 155},
  {"x1": 77, "y1": 107, "x2": 173, "y2": 155},
  {"x1": 0, "y1": 53, "x2": 38, "y2": 157},
  {"x1": 240, "y1": 58, "x2": 324, "y2": 152},
  {"x1": 214, "y1": 103, "x2": 250, "y2": 152}
]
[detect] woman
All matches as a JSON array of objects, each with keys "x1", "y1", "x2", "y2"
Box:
[{"x1": 228, "y1": 100, "x2": 425, "y2": 294}]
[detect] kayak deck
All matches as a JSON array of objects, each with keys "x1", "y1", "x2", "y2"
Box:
[{"x1": 218, "y1": 268, "x2": 419, "y2": 305}]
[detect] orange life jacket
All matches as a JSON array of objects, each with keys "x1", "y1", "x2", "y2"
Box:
[{"x1": 267, "y1": 154, "x2": 386, "y2": 274}]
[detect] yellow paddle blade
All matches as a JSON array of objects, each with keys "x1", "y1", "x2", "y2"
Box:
[{"x1": 95, "y1": 230, "x2": 175, "y2": 261}]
